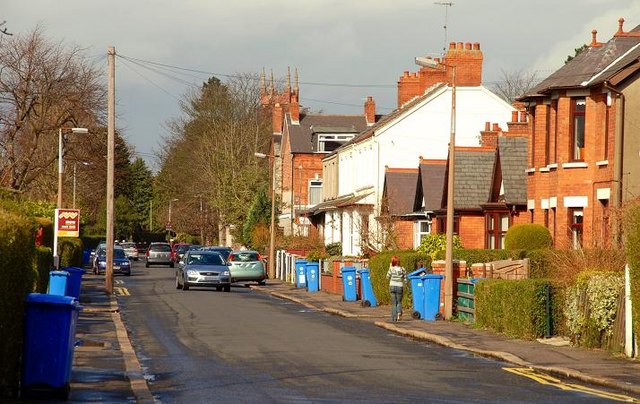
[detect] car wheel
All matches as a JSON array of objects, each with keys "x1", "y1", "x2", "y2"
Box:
[
  {"x1": 224, "y1": 285, "x2": 231, "y2": 293},
  {"x1": 175, "y1": 273, "x2": 182, "y2": 289},
  {"x1": 183, "y1": 280, "x2": 189, "y2": 291}
]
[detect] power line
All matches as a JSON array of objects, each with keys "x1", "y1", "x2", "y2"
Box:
[{"x1": 118, "y1": 57, "x2": 183, "y2": 101}]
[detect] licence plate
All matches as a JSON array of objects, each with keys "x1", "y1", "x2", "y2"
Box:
[
  {"x1": 114, "y1": 266, "x2": 120, "y2": 270},
  {"x1": 204, "y1": 276, "x2": 217, "y2": 282}
]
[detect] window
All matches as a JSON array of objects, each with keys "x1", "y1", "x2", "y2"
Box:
[
  {"x1": 571, "y1": 98, "x2": 586, "y2": 161},
  {"x1": 308, "y1": 179, "x2": 322, "y2": 205},
  {"x1": 486, "y1": 212, "x2": 510, "y2": 249},
  {"x1": 414, "y1": 220, "x2": 432, "y2": 248},
  {"x1": 544, "y1": 209, "x2": 549, "y2": 228},
  {"x1": 545, "y1": 105, "x2": 551, "y2": 165},
  {"x1": 317, "y1": 134, "x2": 355, "y2": 152},
  {"x1": 569, "y1": 208, "x2": 583, "y2": 249}
]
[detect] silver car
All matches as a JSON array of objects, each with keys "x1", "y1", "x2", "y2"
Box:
[
  {"x1": 175, "y1": 250, "x2": 231, "y2": 291},
  {"x1": 120, "y1": 242, "x2": 139, "y2": 261},
  {"x1": 145, "y1": 242, "x2": 174, "y2": 268}
]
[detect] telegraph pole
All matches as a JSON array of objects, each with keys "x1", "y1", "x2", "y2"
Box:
[{"x1": 105, "y1": 46, "x2": 115, "y2": 294}]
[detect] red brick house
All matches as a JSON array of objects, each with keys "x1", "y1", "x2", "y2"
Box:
[
  {"x1": 380, "y1": 167, "x2": 419, "y2": 250},
  {"x1": 261, "y1": 70, "x2": 373, "y2": 236},
  {"x1": 518, "y1": 18, "x2": 640, "y2": 248}
]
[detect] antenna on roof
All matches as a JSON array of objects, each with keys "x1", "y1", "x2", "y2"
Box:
[{"x1": 434, "y1": 2, "x2": 453, "y2": 55}]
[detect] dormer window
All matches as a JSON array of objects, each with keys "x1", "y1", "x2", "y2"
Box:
[
  {"x1": 318, "y1": 134, "x2": 355, "y2": 152},
  {"x1": 571, "y1": 98, "x2": 586, "y2": 161}
]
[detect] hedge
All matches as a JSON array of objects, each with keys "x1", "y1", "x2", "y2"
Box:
[
  {"x1": 434, "y1": 248, "x2": 517, "y2": 266},
  {"x1": 475, "y1": 278, "x2": 550, "y2": 340},
  {"x1": 369, "y1": 250, "x2": 431, "y2": 307},
  {"x1": 504, "y1": 223, "x2": 552, "y2": 251},
  {"x1": 58, "y1": 238, "x2": 84, "y2": 268},
  {"x1": 33, "y1": 246, "x2": 53, "y2": 293},
  {"x1": 34, "y1": 216, "x2": 53, "y2": 248},
  {"x1": 0, "y1": 209, "x2": 36, "y2": 398}
]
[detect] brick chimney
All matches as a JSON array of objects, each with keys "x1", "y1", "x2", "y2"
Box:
[
  {"x1": 444, "y1": 42, "x2": 483, "y2": 87},
  {"x1": 480, "y1": 122, "x2": 498, "y2": 148},
  {"x1": 505, "y1": 109, "x2": 529, "y2": 136},
  {"x1": 273, "y1": 103, "x2": 283, "y2": 134},
  {"x1": 290, "y1": 94, "x2": 300, "y2": 125},
  {"x1": 365, "y1": 96, "x2": 376, "y2": 126}
]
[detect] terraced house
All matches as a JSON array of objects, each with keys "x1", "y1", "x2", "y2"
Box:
[{"x1": 519, "y1": 18, "x2": 640, "y2": 249}]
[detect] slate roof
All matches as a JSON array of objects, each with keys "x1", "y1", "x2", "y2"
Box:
[
  {"x1": 450, "y1": 148, "x2": 497, "y2": 210},
  {"x1": 383, "y1": 169, "x2": 418, "y2": 216},
  {"x1": 416, "y1": 161, "x2": 446, "y2": 212},
  {"x1": 286, "y1": 113, "x2": 368, "y2": 153},
  {"x1": 497, "y1": 136, "x2": 528, "y2": 204},
  {"x1": 521, "y1": 24, "x2": 640, "y2": 98}
]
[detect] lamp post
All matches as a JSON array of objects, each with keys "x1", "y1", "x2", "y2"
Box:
[
  {"x1": 72, "y1": 161, "x2": 92, "y2": 209},
  {"x1": 255, "y1": 152, "x2": 277, "y2": 280},
  {"x1": 416, "y1": 56, "x2": 456, "y2": 320},
  {"x1": 54, "y1": 127, "x2": 89, "y2": 269}
]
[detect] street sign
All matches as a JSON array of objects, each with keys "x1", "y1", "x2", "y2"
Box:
[{"x1": 55, "y1": 209, "x2": 80, "y2": 238}]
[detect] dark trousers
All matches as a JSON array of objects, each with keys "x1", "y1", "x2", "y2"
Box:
[{"x1": 390, "y1": 285, "x2": 403, "y2": 321}]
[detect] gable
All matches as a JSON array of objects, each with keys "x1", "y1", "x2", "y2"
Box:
[{"x1": 383, "y1": 170, "x2": 418, "y2": 216}]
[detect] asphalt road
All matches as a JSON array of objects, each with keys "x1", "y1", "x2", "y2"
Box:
[{"x1": 117, "y1": 261, "x2": 613, "y2": 403}]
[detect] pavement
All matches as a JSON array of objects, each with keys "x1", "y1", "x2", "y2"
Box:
[{"x1": 60, "y1": 275, "x2": 640, "y2": 402}]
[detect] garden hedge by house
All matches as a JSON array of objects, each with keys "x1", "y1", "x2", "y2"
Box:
[
  {"x1": 368, "y1": 250, "x2": 431, "y2": 307},
  {"x1": 623, "y1": 203, "x2": 640, "y2": 344},
  {"x1": 474, "y1": 278, "x2": 551, "y2": 340},
  {"x1": 33, "y1": 246, "x2": 53, "y2": 293},
  {"x1": 434, "y1": 248, "x2": 519, "y2": 266},
  {"x1": 58, "y1": 237, "x2": 84, "y2": 268},
  {"x1": 0, "y1": 209, "x2": 36, "y2": 398}
]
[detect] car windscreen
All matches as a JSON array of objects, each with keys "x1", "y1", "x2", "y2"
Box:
[
  {"x1": 187, "y1": 253, "x2": 223, "y2": 266},
  {"x1": 230, "y1": 252, "x2": 260, "y2": 262},
  {"x1": 150, "y1": 244, "x2": 172, "y2": 252}
]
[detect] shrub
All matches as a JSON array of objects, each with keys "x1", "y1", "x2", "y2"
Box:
[
  {"x1": 564, "y1": 271, "x2": 624, "y2": 349},
  {"x1": 623, "y1": 202, "x2": 640, "y2": 342},
  {"x1": 416, "y1": 233, "x2": 462, "y2": 260},
  {"x1": 435, "y1": 248, "x2": 513, "y2": 266},
  {"x1": 539, "y1": 248, "x2": 625, "y2": 285},
  {"x1": 58, "y1": 238, "x2": 84, "y2": 268},
  {"x1": 325, "y1": 242, "x2": 342, "y2": 257},
  {"x1": 504, "y1": 224, "x2": 552, "y2": 251},
  {"x1": 475, "y1": 278, "x2": 550, "y2": 339},
  {"x1": 306, "y1": 249, "x2": 328, "y2": 262},
  {"x1": 33, "y1": 246, "x2": 53, "y2": 293}
]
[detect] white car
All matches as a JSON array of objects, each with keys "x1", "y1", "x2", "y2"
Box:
[{"x1": 120, "y1": 242, "x2": 139, "y2": 261}]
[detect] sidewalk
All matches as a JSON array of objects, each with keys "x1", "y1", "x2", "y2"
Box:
[
  {"x1": 251, "y1": 280, "x2": 640, "y2": 398},
  {"x1": 67, "y1": 275, "x2": 153, "y2": 403}
]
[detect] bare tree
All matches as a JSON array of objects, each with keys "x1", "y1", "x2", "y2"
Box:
[
  {"x1": 0, "y1": 26, "x2": 105, "y2": 194},
  {"x1": 490, "y1": 68, "x2": 540, "y2": 104}
]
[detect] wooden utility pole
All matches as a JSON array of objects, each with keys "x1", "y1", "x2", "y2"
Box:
[{"x1": 105, "y1": 46, "x2": 115, "y2": 294}]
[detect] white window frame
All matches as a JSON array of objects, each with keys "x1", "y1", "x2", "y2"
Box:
[
  {"x1": 318, "y1": 134, "x2": 355, "y2": 153},
  {"x1": 414, "y1": 220, "x2": 432, "y2": 249},
  {"x1": 308, "y1": 179, "x2": 323, "y2": 206}
]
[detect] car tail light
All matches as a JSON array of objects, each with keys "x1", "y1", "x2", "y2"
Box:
[
  {"x1": 257, "y1": 254, "x2": 263, "y2": 261},
  {"x1": 228, "y1": 254, "x2": 235, "y2": 261}
]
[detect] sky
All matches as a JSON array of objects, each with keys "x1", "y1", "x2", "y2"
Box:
[{"x1": 4, "y1": 0, "x2": 640, "y2": 171}]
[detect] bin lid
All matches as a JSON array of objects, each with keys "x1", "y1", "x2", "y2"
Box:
[
  {"x1": 295, "y1": 259, "x2": 307, "y2": 264},
  {"x1": 421, "y1": 274, "x2": 443, "y2": 280},
  {"x1": 26, "y1": 293, "x2": 79, "y2": 308},
  {"x1": 341, "y1": 265, "x2": 356, "y2": 273},
  {"x1": 356, "y1": 268, "x2": 369, "y2": 274},
  {"x1": 408, "y1": 268, "x2": 427, "y2": 278},
  {"x1": 470, "y1": 278, "x2": 487, "y2": 284},
  {"x1": 305, "y1": 262, "x2": 319, "y2": 267},
  {"x1": 62, "y1": 266, "x2": 86, "y2": 275},
  {"x1": 50, "y1": 270, "x2": 70, "y2": 277}
]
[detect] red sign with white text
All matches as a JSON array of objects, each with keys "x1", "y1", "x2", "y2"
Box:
[{"x1": 56, "y1": 209, "x2": 80, "y2": 237}]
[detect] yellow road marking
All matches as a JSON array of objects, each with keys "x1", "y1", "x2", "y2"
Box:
[
  {"x1": 503, "y1": 367, "x2": 638, "y2": 402},
  {"x1": 114, "y1": 286, "x2": 130, "y2": 296}
]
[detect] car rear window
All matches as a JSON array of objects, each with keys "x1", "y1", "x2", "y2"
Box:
[
  {"x1": 114, "y1": 249, "x2": 126, "y2": 258},
  {"x1": 176, "y1": 245, "x2": 190, "y2": 253},
  {"x1": 230, "y1": 252, "x2": 260, "y2": 262},
  {"x1": 150, "y1": 244, "x2": 172, "y2": 252},
  {"x1": 187, "y1": 253, "x2": 223, "y2": 266}
]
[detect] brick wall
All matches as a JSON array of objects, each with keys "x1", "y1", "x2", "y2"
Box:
[
  {"x1": 394, "y1": 219, "x2": 414, "y2": 250},
  {"x1": 458, "y1": 215, "x2": 485, "y2": 249}
]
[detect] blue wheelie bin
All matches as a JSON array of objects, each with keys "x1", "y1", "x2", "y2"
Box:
[
  {"x1": 341, "y1": 266, "x2": 357, "y2": 301},
  {"x1": 408, "y1": 268, "x2": 427, "y2": 319},
  {"x1": 82, "y1": 248, "x2": 92, "y2": 268},
  {"x1": 305, "y1": 262, "x2": 319, "y2": 293},
  {"x1": 48, "y1": 271, "x2": 70, "y2": 296},
  {"x1": 63, "y1": 267, "x2": 85, "y2": 299},
  {"x1": 22, "y1": 293, "x2": 82, "y2": 399},
  {"x1": 295, "y1": 259, "x2": 307, "y2": 288},
  {"x1": 357, "y1": 268, "x2": 377, "y2": 307},
  {"x1": 422, "y1": 274, "x2": 444, "y2": 321}
]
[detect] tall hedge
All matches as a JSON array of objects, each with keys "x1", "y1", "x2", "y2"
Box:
[
  {"x1": 58, "y1": 238, "x2": 84, "y2": 268},
  {"x1": 434, "y1": 248, "x2": 515, "y2": 266},
  {"x1": 504, "y1": 223, "x2": 552, "y2": 251},
  {"x1": 475, "y1": 278, "x2": 550, "y2": 340},
  {"x1": 33, "y1": 246, "x2": 53, "y2": 293},
  {"x1": 0, "y1": 210, "x2": 36, "y2": 398},
  {"x1": 623, "y1": 203, "x2": 640, "y2": 343},
  {"x1": 368, "y1": 250, "x2": 431, "y2": 307}
]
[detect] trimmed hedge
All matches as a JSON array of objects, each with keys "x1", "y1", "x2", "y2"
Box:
[
  {"x1": 504, "y1": 223, "x2": 552, "y2": 251},
  {"x1": 475, "y1": 278, "x2": 550, "y2": 340},
  {"x1": 434, "y1": 248, "x2": 517, "y2": 266},
  {"x1": 369, "y1": 250, "x2": 431, "y2": 307},
  {"x1": 58, "y1": 238, "x2": 84, "y2": 268},
  {"x1": 33, "y1": 246, "x2": 53, "y2": 293},
  {"x1": 0, "y1": 209, "x2": 36, "y2": 398}
]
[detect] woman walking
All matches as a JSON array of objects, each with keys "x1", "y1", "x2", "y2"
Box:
[{"x1": 386, "y1": 255, "x2": 407, "y2": 322}]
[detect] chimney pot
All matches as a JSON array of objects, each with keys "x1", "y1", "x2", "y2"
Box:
[
  {"x1": 473, "y1": 42, "x2": 480, "y2": 50},
  {"x1": 492, "y1": 123, "x2": 500, "y2": 131},
  {"x1": 449, "y1": 42, "x2": 456, "y2": 50},
  {"x1": 465, "y1": 42, "x2": 472, "y2": 50},
  {"x1": 457, "y1": 42, "x2": 463, "y2": 50},
  {"x1": 618, "y1": 17, "x2": 625, "y2": 34},
  {"x1": 511, "y1": 111, "x2": 519, "y2": 122},
  {"x1": 519, "y1": 110, "x2": 527, "y2": 122},
  {"x1": 485, "y1": 122, "x2": 491, "y2": 131},
  {"x1": 404, "y1": 70, "x2": 410, "y2": 77}
]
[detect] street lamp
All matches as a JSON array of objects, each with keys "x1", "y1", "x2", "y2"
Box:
[
  {"x1": 255, "y1": 152, "x2": 277, "y2": 280},
  {"x1": 72, "y1": 161, "x2": 92, "y2": 209},
  {"x1": 416, "y1": 56, "x2": 457, "y2": 320},
  {"x1": 54, "y1": 127, "x2": 89, "y2": 269}
]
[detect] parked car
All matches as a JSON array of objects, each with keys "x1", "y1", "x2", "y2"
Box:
[
  {"x1": 145, "y1": 242, "x2": 174, "y2": 268},
  {"x1": 175, "y1": 250, "x2": 231, "y2": 291},
  {"x1": 90, "y1": 241, "x2": 107, "y2": 269},
  {"x1": 228, "y1": 250, "x2": 266, "y2": 285},
  {"x1": 93, "y1": 246, "x2": 131, "y2": 276},
  {"x1": 197, "y1": 246, "x2": 233, "y2": 262},
  {"x1": 120, "y1": 242, "x2": 139, "y2": 261},
  {"x1": 172, "y1": 243, "x2": 192, "y2": 264}
]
